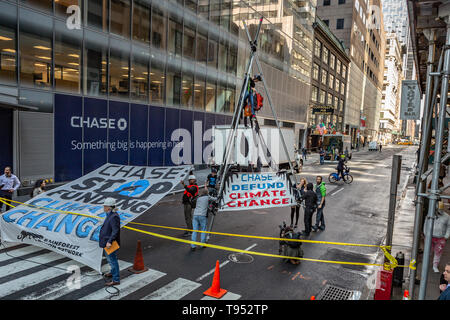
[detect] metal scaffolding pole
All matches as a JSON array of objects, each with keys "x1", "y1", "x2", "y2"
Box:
[
  {"x1": 408, "y1": 29, "x2": 437, "y2": 297},
  {"x1": 418, "y1": 22, "x2": 450, "y2": 300}
]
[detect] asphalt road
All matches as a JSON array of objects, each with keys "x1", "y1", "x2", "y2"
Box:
[{"x1": 112, "y1": 144, "x2": 417, "y2": 300}]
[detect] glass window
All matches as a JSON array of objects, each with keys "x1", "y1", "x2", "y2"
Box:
[
  {"x1": 319, "y1": 90, "x2": 325, "y2": 104},
  {"x1": 0, "y1": 2, "x2": 17, "y2": 85},
  {"x1": 198, "y1": 0, "x2": 209, "y2": 20},
  {"x1": 109, "y1": 39, "x2": 130, "y2": 98},
  {"x1": 312, "y1": 63, "x2": 319, "y2": 80},
  {"x1": 333, "y1": 96, "x2": 338, "y2": 108},
  {"x1": 322, "y1": 47, "x2": 329, "y2": 64},
  {"x1": 194, "y1": 75, "x2": 205, "y2": 110},
  {"x1": 327, "y1": 93, "x2": 332, "y2": 105},
  {"x1": 110, "y1": 0, "x2": 131, "y2": 38},
  {"x1": 197, "y1": 32, "x2": 207, "y2": 63},
  {"x1": 131, "y1": 45, "x2": 149, "y2": 102},
  {"x1": 54, "y1": 21, "x2": 82, "y2": 93},
  {"x1": 218, "y1": 42, "x2": 227, "y2": 72},
  {"x1": 133, "y1": 1, "x2": 150, "y2": 44},
  {"x1": 340, "y1": 99, "x2": 344, "y2": 111},
  {"x1": 342, "y1": 64, "x2": 347, "y2": 78},
  {"x1": 86, "y1": 0, "x2": 108, "y2": 31},
  {"x1": 337, "y1": 19, "x2": 344, "y2": 30},
  {"x1": 207, "y1": 39, "x2": 218, "y2": 68},
  {"x1": 20, "y1": 0, "x2": 52, "y2": 13},
  {"x1": 150, "y1": 62, "x2": 165, "y2": 104},
  {"x1": 341, "y1": 82, "x2": 345, "y2": 95},
  {"x1": 335, "y1": 78, "x2": 340, "y2": 92},
  {"x1": 321, "y1": 69, "x2": 327, "y2": 85},
  {"x1": 168, "y1": 19, "x2": 183, "y2": 56},
  {"x1": 56, "y1": 0, "x2": 82, "y2": 19},
  {"x1": 19, "y1": 10, "x2": 52, "y2": 89},
  {"x1": 227, "y1": 44, "x2": 237, "y2": 74},
  {"x1": 311, "y1": 86, "x2": 318, "y2": 102},
  {"x1": 183, "y1": 26, "x2": 196, "y2": 60},
  {"x1": 220, "y1": 0, "x2": 231, "y2": 31},
  {"x1": 330, "y1": 54, "x2": 335, "y2": 69},
  {"x1": 185, "y1": 0, "x2": 198, "y2": 13},
  {"x1": 314, "y1": 40, "x2": 321, "y2": 57},
  {"x1": 225, "y1": 85, "x2": 235, "y2": 113},
  {"x1": 84, "y1": 30, "x2": 108, "y2": 97},
  {"x1": 216, "y1": 84, "x2": 226, "y2": 112},
  {"x1": 182, "y1": 74, "x2": 194, "y2": 107},
  {"x1": 329, "y1": 74, "x2": 334, "y2": 89},
  {"x1": 205, "y1": 82, "x2": 216, "y2": 112},
  {"x1": 151, "y1": 7, "x2": 166, "y2": 50},
  {"x1": 166, "y1": 59, "x2": 181, "y2": 106}
]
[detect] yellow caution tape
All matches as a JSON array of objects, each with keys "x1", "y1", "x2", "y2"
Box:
[{"x1": 0, "y1": 197, "x2": 410, "y2": 268}]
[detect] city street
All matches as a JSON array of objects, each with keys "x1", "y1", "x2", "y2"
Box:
[{"x1": 0, "y1": 145, "x2": 417, "y2": 300}]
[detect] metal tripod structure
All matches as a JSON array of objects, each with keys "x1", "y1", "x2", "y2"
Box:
[
  {"x1": 409, "y1": 15, "x2": 450, "y2": 299},
  {"x1": 206, "y1": 17, "x2": 298, "y2": 241}
]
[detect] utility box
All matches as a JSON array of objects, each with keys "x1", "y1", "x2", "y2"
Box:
[{"x1": 374, "y1": 269, "x2": 393, "y2": 300}]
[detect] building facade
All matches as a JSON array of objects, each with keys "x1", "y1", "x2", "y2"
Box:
[
  {"x1": 0, "y1": 0, "x2": 315, "y2": 185},
  {"x1": 316, "y1": 0, "x2": 386, "y2": 146},
  {"x1": 308, "y1": 17, "x2": 350, "y2": 150},
  {"x1": 379, "y1": 33, "x2": 402, "y2": 144}
]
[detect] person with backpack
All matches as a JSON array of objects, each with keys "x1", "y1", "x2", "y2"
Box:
[
  {"x1": 313, "y1": 176, "x2": 326, "y2": 232},
  {"x1": 181, "y1": 175, "x2": 199, "y2": 237},
  {"x1": 243, "y1": 75, "x2": 263, "y2": 128},
  {"x1": 190, "y1": 186, "x2": 218, "y2": 251}
]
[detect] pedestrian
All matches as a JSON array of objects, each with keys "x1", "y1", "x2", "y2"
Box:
[
  {"x1": 290, "y1": 178, "x2": 307, "y2": 229},
  {"x1": 319, "y1": 148, "x2": 325, "y2": 165},
  {"x1": 99, "y1": 197, "x2": 121, "y2": 286},
  {"x1": 423, "y1": 202, "x2": 450, "y2": 273},
  {"x1": 344, "y1": 147, "x2": 349, "y2": 160},
  {"x1": 312, "y1": 176, "x2": 326, "y2": 232},
  {"x1": 190, "y1": 186, "x2": 217, "y2": 251},
  {"x1": 379, "y1": 143, "x2": 382, "y2": 152},
  {"x1": 302, "y1": 147, "x2": 307, "y2": 161},
  {"x1": 439, "y1": 271, "x2": 448, "y2": 294},
  {"x1": 181, "y1": 175, "x2": 199, "y2": 237},
  {"x1": 336, "y1": 156, "x2": 346, "y2": 182},
  {"x1": 0, "y1": 166, "x2": 21, "y2": 212},
  {"x1": 300, "y1": 182, "x2": 317, "y2": 237},
  {"x1": 438, "y1": 262, "x2": 450, "y2": 300},
  {"x1": 206, "y1": 168, "x2": 218, "y2": 196},
  {"x1": 30, "y1": 179, "x2": 46, "y2": 198}
]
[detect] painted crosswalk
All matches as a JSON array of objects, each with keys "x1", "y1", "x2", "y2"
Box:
[{"x1": 0, "y1": 243, "x2": 241, "y2": 300}]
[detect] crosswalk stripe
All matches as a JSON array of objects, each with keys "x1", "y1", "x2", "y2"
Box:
[
  {"x1": 80, "y1": 269, "x2": 166, "y2": 300},
  {"x1": 20, "y1": 260, "x2": 133, "y2": 300},
  {"x1": 0, "y1": 245, "x2": 44, "y2": 262},
  {"x1": 0, "y1": 251, "x2": 67, "y2": 277},
  {"x1": 142, "y1": 278, "x2": 201, "y2": 300},
  {"x1": 0, "y1": 260, "x2": 83, "y2": 298},
  {"x1": 201, "y1": 292, "x2": 241, "y2": 300}
]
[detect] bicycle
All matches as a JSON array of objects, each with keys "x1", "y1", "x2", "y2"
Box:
[{"x1": 328, "y1": 167, "x2": 353, "y2": 184}]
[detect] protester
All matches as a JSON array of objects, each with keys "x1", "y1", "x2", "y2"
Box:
[
  {"x1": 438, "y1": 262, "x2": 450, "y2": 300},
  {"x1": 313, "y1": 176, "x2": 326, "y2": 232},
  {"x1": 30, "y1": 179, "x2": 46, "y2": 198},
  {"x1": 190, "y1": 186, "x2": 217, "y2": 251},
  {"x1": 300, "y1": 183, "x2": 317, "y2": 237},
  {"x1": 0, "y1": 166, "x2": 21, "y2": 212},
  {"x1": 99, "y1": 197, "x2": 121, "y2": 286},
  {"x1": 290, "y1": 178, "x2": 307, "y2": 229},
  {"x1": 379, "y1": 143, "x2": 382, "y2": 152},
  {"x1": 207, "y1": 168, "x2": 218, "y2": 195},
  {"x1": 243, "y1": 75, "x2": 261, "y2": 128},
  {"x1": 181, "y1": 175, "x2": 199, "y2": 237},
  {"x1": 423, "y1": 202, "x2": 450, "y2": 273}
]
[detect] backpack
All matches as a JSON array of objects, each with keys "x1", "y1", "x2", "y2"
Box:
[
  {"x1": 255, "y1": 93, "x2": 263, "y2": 111},
  {"x1": 244, "y1": 105, "x2": 252, "y2": 117}
]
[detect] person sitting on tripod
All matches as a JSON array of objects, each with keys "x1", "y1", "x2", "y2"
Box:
[{"x1": 243, "y1": 75, "x2": 261, "y2": 128}]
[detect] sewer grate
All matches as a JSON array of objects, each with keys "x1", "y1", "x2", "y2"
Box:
[
  {"x1": 228, "y1": 252, "x2": 254, "y2": 264},
  {"x1": 316, "y1": 284, "x2": 355, "y2": 300}
]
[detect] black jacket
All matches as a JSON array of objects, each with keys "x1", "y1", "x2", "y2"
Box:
[
  {"x1": 99, "y1": 211, "x2": 121, "y2": 248},
  {"x1": 337, "y1": 158, "x2": 345, "y2": 171},
  {"x1": 303, "y1": 190, "x2": 318, "y2": 210},
  {"x1": 182, "y1": 184, "x2": 199, "y2": 204}
]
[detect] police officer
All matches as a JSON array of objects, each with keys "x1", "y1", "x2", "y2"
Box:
[{"x1": 181, "y1": 175, "x2": 199, "y2": 237}]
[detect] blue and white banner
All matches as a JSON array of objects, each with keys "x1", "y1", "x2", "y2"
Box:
[
  {"x1": 219, "y1": 172, "x2": 295, "y2": 212},
  {"x1": 0, "y1": 164, "x2": 190, "y2": 273}
]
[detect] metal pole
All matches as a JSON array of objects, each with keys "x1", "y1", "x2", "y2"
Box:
[
  {"x1": 253, "y1": 55, "x2": 299, "y2": 184},
  {"x1": 418, "y1": 23, "x2": 450, "y2": 300},
  {"x1": 385, "y1": 155, "x2": 402, "y2": 264},
  {"x1": 408, "y1": 29, "x2": 438, "y2": 297}
]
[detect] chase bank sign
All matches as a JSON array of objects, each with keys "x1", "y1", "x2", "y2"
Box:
[{"x1": 70, "y1": 116, "x2": 128, "y2": 131}]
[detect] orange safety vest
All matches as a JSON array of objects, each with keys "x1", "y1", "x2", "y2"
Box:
[{"x1": 184, "y1": 184, "x2": 199, "y2": 198}]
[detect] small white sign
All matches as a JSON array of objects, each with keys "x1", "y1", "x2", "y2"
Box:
[{"x1": 400, "y1": 80, "x2": 421, "y2": 120}]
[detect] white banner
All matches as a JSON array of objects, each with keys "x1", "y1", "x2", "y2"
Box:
[
  {"x1": 219, "y1": 172, "x2": 295, "y2": 211},
  {"x1": 0, "y1": 164, "x2": 190, "y2": 273}
]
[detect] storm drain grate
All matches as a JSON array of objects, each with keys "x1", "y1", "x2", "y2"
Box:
[{"x1": 316, "y1": 284, "x2": 354, "y2": 300}]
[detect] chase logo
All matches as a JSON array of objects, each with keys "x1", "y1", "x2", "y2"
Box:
[
  {"x1": 70, "y1": 117, "x2": 127, "y2": 131},
  {"x1": 114, "y1": 180, "x2": 150, "y2": 197}
]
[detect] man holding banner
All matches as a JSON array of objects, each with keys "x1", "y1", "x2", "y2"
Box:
[{"x1": 181, "y1": 175, "x2": 199, "y2": 237}]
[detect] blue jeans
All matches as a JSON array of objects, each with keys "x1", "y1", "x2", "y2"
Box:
[
  {"x1": 320, "y1": 156, "x2": 324, "y2": 165},
  {"x1": 104, "y1": 250, "x2": 120, "y2": 282},
  {"x1": 191, "y1": 215, "x2": 208, "y2": 248},
  {"x1": 315, "y1": 202, "x2": 325, "y2": 229}
]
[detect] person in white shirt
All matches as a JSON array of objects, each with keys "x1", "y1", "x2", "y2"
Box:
[{"x1": 0, "y1": 166, "x2": 21, "y2": 212}]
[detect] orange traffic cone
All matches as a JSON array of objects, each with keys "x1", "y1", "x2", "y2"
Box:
[
  {"x1": 402, "y1": 290, "x2": 410, "y2": 300},
  {"x1": 203, "y1": 260, "x2": 228, "y2": 299},
  {"x1": 128, "y1": 240, "x2": 148, "y2": 274},
  {"x1": 310, "y1": 296, "x2": 316, "y2": 300}
]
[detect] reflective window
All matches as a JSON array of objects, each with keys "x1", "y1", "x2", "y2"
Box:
[
  {"x1": 86, "y1": 0, "x2": 108, "y2": 31},
  {"x1": 312, "y1": 64, "x2": 319, "y2": 80},
  {"x1": 207, "y1": 39, "x2": 218, "y2": 68},
  {"x1": 198, "y1": 0, "x2": 209, "y2": 20},
  {"x1": 220, "y1": 0, "x2": 231, "y2": 31},
  {"x1": 197, "y1": 32, "x2": 208, "y2": 63},
  {"x1": 329, "y1": 74, "x2": 334, "y2": 89},
  {"x1": 314, "y1": 40, "x2": 321, "y2": 57},
  {"x1": 216, "y1": 84, "x2": 226, "y2": 112},
  {"x1": 131, "y1": 45, "x2": 149, "y2": 101},
  {"x1": 56, "y1": 0, "x2": 81, "y2": 19},
  {"x1": 166, "y1": 59, "x2": 181, "y2": 106},
  {"x1": 342, "y1": 64, "x2": 347, "y2": 78},
  {"x1": 194, "y1": 75, "x2": 205, "y2": 110},
  {"x1": 311, "y1": 86, "x2": 318, "y2": 102},
  {"x1": 319, "y1": 90, "x2": 325, "y2": 104},
  {"x1": 330, "y1": 54, "x2": 335, "y2": 69},
  {"x1": 55, "y1": 21, "x2": 82, "y2": 93},
  {"x1": 337, "y1": 59, "x2": 341, "y2": 74},
  {"x1": 109, "y1": 39, "x2": 130, "y2": 98},
  {"x1": 19, "y1": 10, "x2": 52, "y2": 89},
  {"x1": 340, "y1": 99, "x2": 344, "y2": 111},
  {"x1": 340, "y1": 82, "x2": 345, "y2": 95},
  {"x1": 205, "y1": 81, "x2": 216, "y2": 112},
  {"x1": 321, "y1": 69, "x2": 327, "y2": 85},
  {"x1": 84, "y1": 31, "x2": 108, "y2": 96},
  {"x1": 133, "y1": 1, "x2": 150, "y2": 44},
  {"x1": 183, "y1": 26, "x2": 196, "y2": 59},
  {"x1": 327, "y1": 93, "x2": 332, "y2": 105},
  {"x1": 185, "y1": 0, "x2": 198, "y2": 13},
  {"x1": 151, "y1": 7, "x2": 166, "y2": 50},
  {"x1": 168, "y1": 19, "x2": 183, "y2": 56},
  {"x1": 336, "y1": 79, "x2": 340, "y2": 92},
  {"x1": 20, "y1": 0, "x2": 52, "y2": 13},
  {"x1": 182, "y1": 74, "x2": 194, "y2": 107},
  {"x1": 225, "y1": 86, "x2": 235, "y2": 113},
  {"x1": 228, "y1": 44, "x2": 237, "y2": 74},
  {"x1": 0, "y1": 2, "x2": 17, "y2": 85},
  {"x1": 218, "y1": 42, "x2": 227, "y2": 72},
  {"x1": 150, "y1": 63, "x2": 165, "y2": 104},
  {"x1": 322, "y1": 47, "x2": 329, "y2": 64},
  {"x1": 111, "y1": 0, "x2": 131, "y2": 38}
]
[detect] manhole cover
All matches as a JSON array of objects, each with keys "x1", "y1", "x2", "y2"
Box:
[
  {"x1": 317, "y1": 284, "x2": 360, "y2": 300},
  {"x1": 228, "y1": 252, "x2": 254, "y2": 264}
]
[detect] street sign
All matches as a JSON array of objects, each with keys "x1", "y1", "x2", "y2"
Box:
[
  {"x1": 312, "y1": 106, "x2": 334, "y2": 115},
  {"x1": 400, "y1": 80, "x2": 420, "y2": 120}
]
